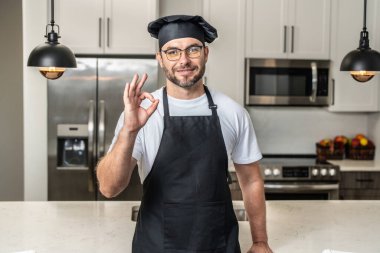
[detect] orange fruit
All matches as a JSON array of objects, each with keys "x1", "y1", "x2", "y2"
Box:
[{"x1": 355, "y1": 134, "x2": 366, "y2": 140}]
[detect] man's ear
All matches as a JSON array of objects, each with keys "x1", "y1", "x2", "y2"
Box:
[
  {"x1": 204, "y1": 46, "x2": 209, "y2": 63},
  {"x1": 156, "y1": 52, "x2": 163, "y2": 68}
]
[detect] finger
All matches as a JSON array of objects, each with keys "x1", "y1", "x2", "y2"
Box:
[
  {"x1": 123, "y1": 82, "x2": 130, "y2": 103},
  {"x1": 128, "y1": 74, "x2": 139, "y2": 97},
  {"x1": 136, "y1": 73, "x2": 148, "y2": 95},
  {"x1": 145, "y1": 99, "x2": 159, "y2": 117},
  {"x1": 139, "y1": 91, "x2": 155, "y2": 102}
]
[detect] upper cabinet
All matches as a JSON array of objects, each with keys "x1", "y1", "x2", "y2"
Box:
[
  {"x1": 329, "y1": 0, "x2": 380, "y2": 112},
  {"x1": 55, "y1": 0, "x2": 158, "y2": 55},
  {"x1": 245, "y1": 0, "x2": 331, "y2": 59}
]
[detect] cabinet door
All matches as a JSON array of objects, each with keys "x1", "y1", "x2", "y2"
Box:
[
  {"x1": 288, "y1": 0, "x2": 330, "y2": 59},
  {"x1": 329, "y1": 0, "x2": 380, "y2": 112},
  {"x1": 245, "y1": 0, "x2": 289, "y2": 58},
  {"x1": 55, "y1": 0, "x2": 104, "y2": 54},
  {"x1": 104, "y1": 0, "x2": 157, "y2": 54},
  {"x1": 203, "y1": 0, "x2": 246, "y2": 104}
]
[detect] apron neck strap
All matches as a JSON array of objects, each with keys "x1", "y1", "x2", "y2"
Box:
[
  {"x1": 162, "y1": 85, "x2": 218, "y2": 117},
  {"x1": 163, "y1": 86, "x2": 170, "y2": 117},
  {"x1": 204, "y1": 86, "x2": 217, "y2": 116}
]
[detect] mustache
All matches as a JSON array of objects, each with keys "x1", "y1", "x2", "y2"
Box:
[{"x1": 173, "y1": 64, "x2": 197, "y2": 71}]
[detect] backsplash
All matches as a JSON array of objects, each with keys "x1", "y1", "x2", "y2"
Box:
[{"x1": 247, "y1": 107, "x2": 369, "y2": 155}]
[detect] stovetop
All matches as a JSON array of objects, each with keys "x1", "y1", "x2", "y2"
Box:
[
  {"x1": 259, "y1": 155, "x2": 340, "y2": 181},
  {"x1": 260, "y1": 157, "x2": 331, "y2": 167}
]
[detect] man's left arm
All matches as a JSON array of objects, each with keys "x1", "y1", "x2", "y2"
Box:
[{"x1": 234, "y1": 161, "x2": 273, "y2": 253}]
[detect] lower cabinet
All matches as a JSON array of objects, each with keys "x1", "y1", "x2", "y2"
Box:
[{"x1": 339, "y1": 171, "x2": 380, "y2": 200}]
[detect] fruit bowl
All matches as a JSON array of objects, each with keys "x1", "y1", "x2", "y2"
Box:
[
  {"x1": 346, "y1": 134, "x2": 375, "y2": 160},
  {"x1": 316, "y1": 141, "x2": 345, "y2": 161}
]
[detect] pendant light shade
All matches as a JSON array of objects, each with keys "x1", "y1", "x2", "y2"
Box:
[
  {"x1": 340, "y1": 0, "x2": 380, "y2": 83},
  {"x1": 27, "y1": 0, "x2": 76, "y2": 80}
]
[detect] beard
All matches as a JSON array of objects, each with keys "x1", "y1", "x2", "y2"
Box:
[{"x1": 163, "y1": 62, "x2": 206, "y2": 89}]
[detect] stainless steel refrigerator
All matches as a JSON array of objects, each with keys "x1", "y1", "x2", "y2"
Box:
[{"x1": 48, "y1": 57, "x2": 158, "y2": 200}]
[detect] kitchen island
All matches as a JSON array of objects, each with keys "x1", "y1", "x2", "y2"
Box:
[{"x1": 0, "y1": 201, "x2": 379, "y2": 253}]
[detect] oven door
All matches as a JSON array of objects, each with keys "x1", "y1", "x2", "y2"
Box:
[{"x1": 264, "y1": 182, "x2": 339, "y2": 200}]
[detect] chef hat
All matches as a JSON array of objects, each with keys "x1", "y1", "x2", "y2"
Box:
[{"x1": 147, "y1": 15, "x2": 218, "y2": 49}]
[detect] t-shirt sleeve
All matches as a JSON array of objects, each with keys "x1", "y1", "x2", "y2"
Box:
[
  {"x1": 231, "y1": 109, "x2": 262, "y2": 164},
  {"x1": 107, "y1": 112, "x2": 143, "y2": 162}
]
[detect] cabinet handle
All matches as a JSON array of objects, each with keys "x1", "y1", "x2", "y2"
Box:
[
  {"x1": 291, "y1": 25, "x2": 294, "y2": 53},
  {"x1": 283, "y1": 26, "x2": 287, "y2": 53},
  {"x1": 98, "y1": 18, "x2": 102, "y2": 48},
  {"x1": 356, "y1": 179, "x2": 374, "y2": 183},
  {"x1": 107, "y1": 18, "x2": 110, "y2": 47},
  {"x1": 331, "y1": 78, "x2": 335, "y2": 105}
]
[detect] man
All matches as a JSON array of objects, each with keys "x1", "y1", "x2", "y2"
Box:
[{"x1": 97, "y1": 15, "x2": 273, "y2": 253}]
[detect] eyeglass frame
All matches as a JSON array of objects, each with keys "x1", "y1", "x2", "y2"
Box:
[{"x1": 160, "y1": 44, "x2": 204, "y2": 61}]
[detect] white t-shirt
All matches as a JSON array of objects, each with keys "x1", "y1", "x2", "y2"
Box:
[{"x1": 109, "y1": 87, "x2": 262, "y2": 183}]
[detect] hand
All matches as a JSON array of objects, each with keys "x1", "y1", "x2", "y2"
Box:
[
  {"x1": 123, "y1": 73, "x2": 159, "y2": 133},
  {"x1": 247, "y1": 241, "x2": 273, "y2": 253}
]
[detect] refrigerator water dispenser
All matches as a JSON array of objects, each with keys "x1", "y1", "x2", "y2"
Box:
[{"x1": 57, "y1": 124, "x2": 88, "y2": 170}]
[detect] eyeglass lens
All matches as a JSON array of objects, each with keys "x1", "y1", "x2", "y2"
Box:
[{"x1": 164, "y1": 46, "x2": 202, "y2": 61}]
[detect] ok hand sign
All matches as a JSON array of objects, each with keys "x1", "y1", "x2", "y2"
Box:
[{"x1": 123, "y1": 73, "x2": 159, "y2": 133}]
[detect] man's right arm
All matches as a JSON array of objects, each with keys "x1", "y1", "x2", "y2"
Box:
[
  {"x1": 96, "y1": 127, "x2": 138, "y2": 198},
  {"x1": 96, "y1": 73, "x2": 159, "y2": 198}
]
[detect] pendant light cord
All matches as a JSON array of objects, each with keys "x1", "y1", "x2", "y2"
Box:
[
  {"x1": 363, "y1": 0, "x2": 367, "y2": 31},
  {"x1": 50, "y1": 0, "x2": 55, "y2": 26}
]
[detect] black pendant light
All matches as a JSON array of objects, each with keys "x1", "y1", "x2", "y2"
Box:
[
  {"x1": 340, "y1": 0, "x2": 380, "y2": 83},
  {"x1": 27, "y1": 0, "x2": 76, "y2": 80}
]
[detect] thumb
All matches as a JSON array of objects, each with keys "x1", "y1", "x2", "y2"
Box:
[{"x1": 145, "y1": 99, "x2": 159, "y2": 117}]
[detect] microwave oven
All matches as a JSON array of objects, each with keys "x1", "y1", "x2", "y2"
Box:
[{"x1": 245, "y1": 59, "x2": 331, "y2": 106}]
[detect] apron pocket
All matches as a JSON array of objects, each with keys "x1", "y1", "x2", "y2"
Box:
[{"x1": 164, "y1": 201, "x2": 226, "y2": 251}]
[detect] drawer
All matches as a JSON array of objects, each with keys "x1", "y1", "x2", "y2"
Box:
[
  {"x1": 339, "y1": 189, "x2": 380, "y2": 200},
  {"x1": 340, "y1": 172, "x2": 380, "y2": 189}
]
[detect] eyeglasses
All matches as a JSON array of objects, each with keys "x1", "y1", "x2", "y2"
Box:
[{"x1": 161, "y1": 45, "x2": 204, "y2": 61}]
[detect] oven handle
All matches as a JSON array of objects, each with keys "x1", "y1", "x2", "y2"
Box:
[{"x1": 264, "y1": 183, "x2": 339, "y2": 191}]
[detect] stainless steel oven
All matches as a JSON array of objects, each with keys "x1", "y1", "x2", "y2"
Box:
[
  {"x1": 245, "y1": 59, "x2": 331, "y2": 106},
  {"x1": 256, "y1": 156, "x2": 340, "y2": 200}
]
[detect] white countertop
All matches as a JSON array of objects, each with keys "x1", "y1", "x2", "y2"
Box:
[
  {"x1": 1, "y1": 201, "x2": 380, "y2": 253},
  {"x1": 327, "y1": 160, "x2": 380, "y2": 172}
]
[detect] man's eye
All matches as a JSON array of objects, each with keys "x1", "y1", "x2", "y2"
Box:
[
  {"x1": 166, "y1": 50, "x2": 179, "y2": 56},
  {"x1": 188, "y1": 47, "x2": 198, "y2": 53}
]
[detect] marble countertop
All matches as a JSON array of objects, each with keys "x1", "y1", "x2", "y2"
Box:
[
  {"x1": 1, "y1": 201, "x2": 380, "y2": 253},
  {"x1": 327, "y1": 160, "x2": 380, "y2": 172}
]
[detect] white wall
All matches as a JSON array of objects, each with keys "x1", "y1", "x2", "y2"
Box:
[
  {"x1": 248, "y1": 107, "x2": 369, "y2": 154},
  {"x1": 368, "y1": 113, "x2": 380, "y2": 163},
  {"x1": 22, "y1": 0, "x2": 48, "y2": 200},
  {"x1": 0, "y1": 0, "x2": 24, "y2": 200}
]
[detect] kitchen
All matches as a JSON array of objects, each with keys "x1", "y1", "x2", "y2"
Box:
[{"x1": 1, "y1": 0, "x2": 380, "y2": 252}]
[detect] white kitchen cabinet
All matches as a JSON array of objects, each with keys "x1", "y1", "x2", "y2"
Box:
[
  {"x1": 245, "y1": 0, "x2": 331, "y2": 60},
  {"x1": 55, "y1": 0, "x2": 157, "y2": 55},
  {"x1": 202, "y1": 0, "x2": 245, "y2": 104},
  {"x1": 329, "y1": 0, "x2": 380, "y2": 112}
]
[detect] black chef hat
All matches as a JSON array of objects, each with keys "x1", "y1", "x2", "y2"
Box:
[{"x1": 147, "y1": 15, "x2": 218, "y2": 49}]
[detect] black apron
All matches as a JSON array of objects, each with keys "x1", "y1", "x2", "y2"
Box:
[{"x1": 132, "y1": 86, "x2": 240, "y2": 253}]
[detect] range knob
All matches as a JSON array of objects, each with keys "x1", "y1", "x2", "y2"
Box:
[
  {"x1": 273, "y1": 168, "x2": 280, "y2": 176},
  {"x1": 329, "y1": 168, "x2": 336, "y2": 176},
  {"x1": 311, "y1": 168, "x2": 319, "y2": 176},
  {"x1": 264, "y1": 168, "x2": 272, "y2": 176},
  {"x1": 320, "y1": 168, "x2": 327, "y2": 176}
]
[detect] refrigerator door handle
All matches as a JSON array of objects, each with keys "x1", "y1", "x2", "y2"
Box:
[
  {"x1": 98, "y1": 100, "x2": 106, "y2": 159},
  {"x1": 88, "y1": 100, "x2": 96, "y2": 193}
]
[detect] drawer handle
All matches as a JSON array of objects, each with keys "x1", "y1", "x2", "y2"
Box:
[{"x1": 355, "y1": 179, "x2": 374, "y2": 183}]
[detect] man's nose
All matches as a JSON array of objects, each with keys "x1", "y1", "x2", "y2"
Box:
[{"x1": 178, "y1": 51, "x2": 191, "y2": 65}]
